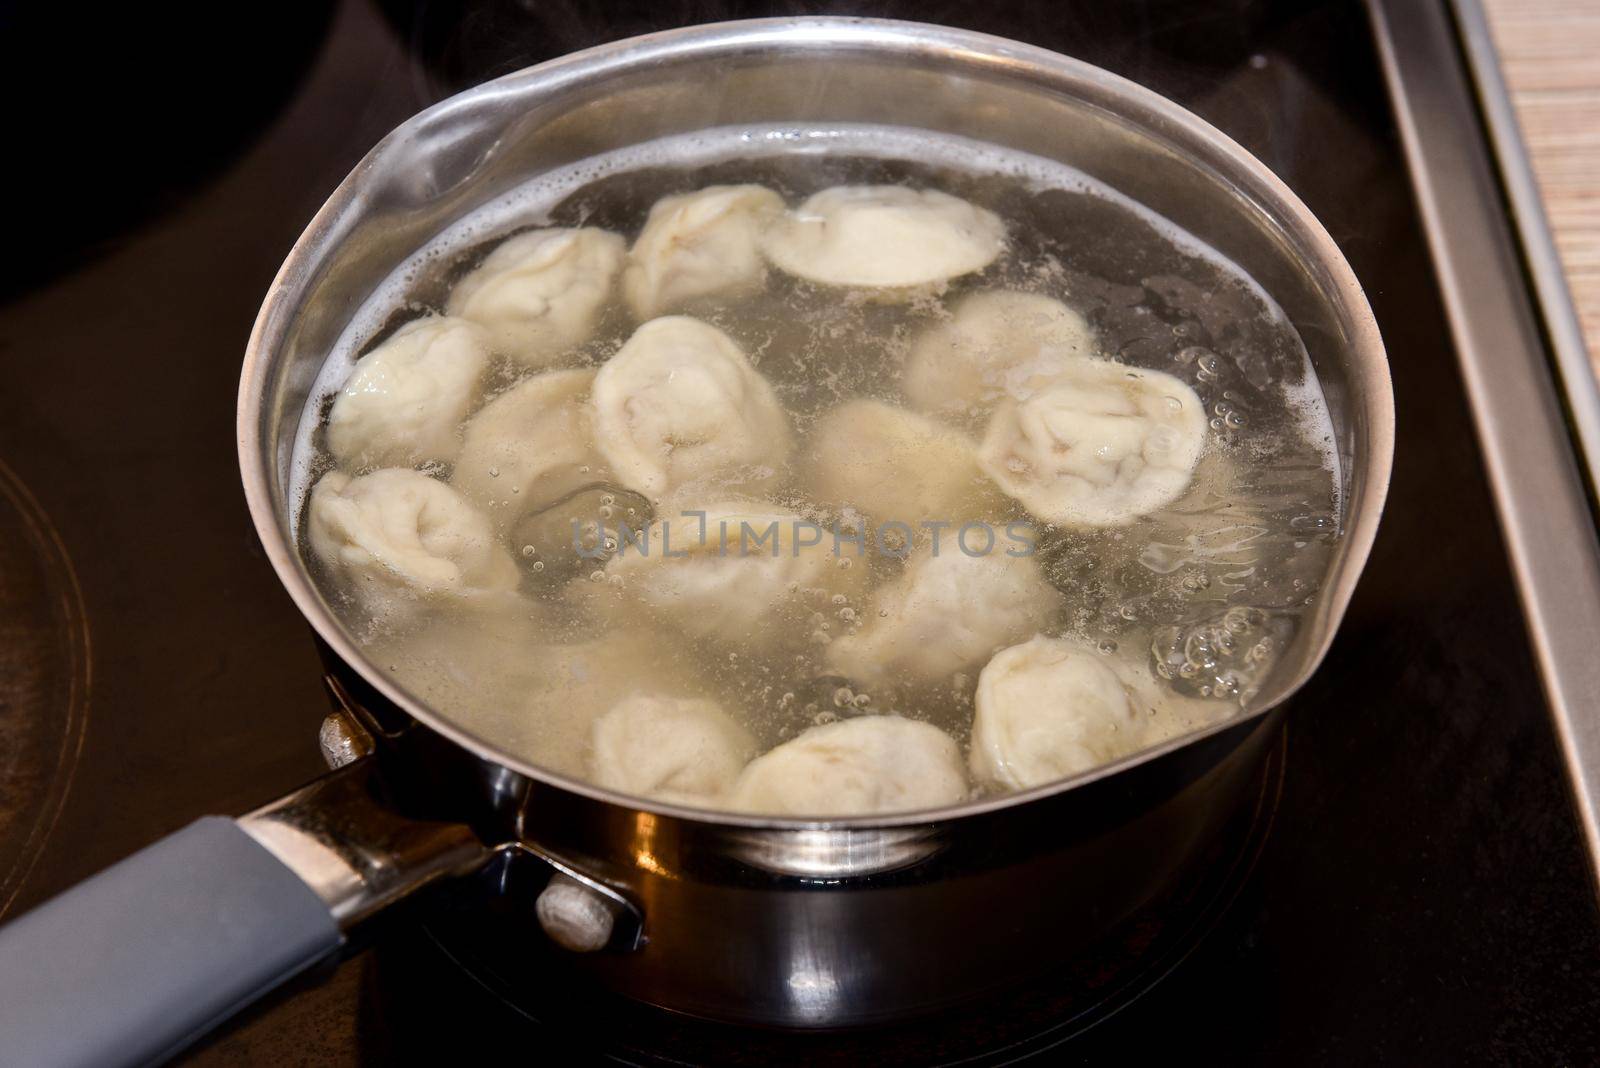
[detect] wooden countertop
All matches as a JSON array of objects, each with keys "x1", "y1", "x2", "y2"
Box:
[{"x1": 1482, "y1": 0, "x2": 1600, "y2": 367}]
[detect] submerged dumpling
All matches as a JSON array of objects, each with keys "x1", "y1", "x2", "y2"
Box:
[
  {"x1": 802, "y1": 399, "x2": 1007, "y2": 533},
  {"x1": 903, "y1": 290, "x2": 1096, "y2": 421},
  {"x1": 825, "y1": 545, "x2": 1059, "y2": 689},
  {"x1": 366, "y1": 598, "x2": 546, "y2": 727},
  {"x1": 969, "y1": 636, "x2": 1145, "y2": 790},
  {"x1": 978, "y1": 358, "x2": 1207, "y2": 527},
  {"x1": 761, "y1": 186, "x2": 1005, "y2": 294},
  {"x1": 589, "y1": 501, "x2": 867, "y2": 648},
  {"x1": 446, "y1": 227, "x2": 624, "y2": 366},
  {"x1": 590, "y1": 316, "x2": 791, "y2": 499},
  {"x1": 325, "y1": 316, "x2": 490, "y2": 470},
  {"x1": 452, "y1": 369, "x2": 603, "y2": 531},
  {"x1": 306, "y1": 469, "x2": 519, "y2": 623},
  {"x1": 729, "y1": 716, "x2": 968, "y2": 816},
  {"x1": 590, "y1": 694, "x2": 755, "y2": 806},
  {"x1": 496, "y1": 629, "x2": 708, "y2": 778},
  {"x1": 622, "y1": 184, "x2": 785, "y2": 320}
]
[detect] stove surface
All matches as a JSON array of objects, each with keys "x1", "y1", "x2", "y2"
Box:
[{"x1": 1, "y1": 0, "x2": 1597, "y2": 1063}]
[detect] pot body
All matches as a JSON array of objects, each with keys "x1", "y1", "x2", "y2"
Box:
[
  {"x1": 328, "y1": 647, "x2": 1278, "y2": 1026},
  {"x1": 240, "y1": 19, "x2": 1391, "y2": 1029}
]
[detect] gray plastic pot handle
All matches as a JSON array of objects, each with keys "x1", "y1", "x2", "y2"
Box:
[
  {"x1": 0, "y1": 816, "x2": 342, "y2": 1068},
  {"x1": 0, "y1": 755, "x2": 490, "y2": 1068}
]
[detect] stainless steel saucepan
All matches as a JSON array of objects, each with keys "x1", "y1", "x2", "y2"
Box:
[{"x1": 0, "y1": 18, "x2": 1392, "y2": 1066}]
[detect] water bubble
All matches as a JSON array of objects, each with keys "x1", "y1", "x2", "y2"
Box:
[
  {"x1": 1152, "y1": 606, "x2": 1286, "y2": 702},
  {"x1": 531, "y1": 561, "x2": 545, "y2": 573},
  {"x1": 521, "y1": 544, "x2": 537, "y2": 557},
  {"x1": 589, "y1": 570, "x2": 606, "y2": 583},
  {"x1": 1097, "y1": 638, "x2": 1118, "y2": 654},
  {"x1": 1289, "y1": 513, "x2": 1336, "y2": 535}
]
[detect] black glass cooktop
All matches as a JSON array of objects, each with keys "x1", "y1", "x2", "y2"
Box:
[{"x1": 1, "y1": 0, "x2": 1597, "y2": 1063}]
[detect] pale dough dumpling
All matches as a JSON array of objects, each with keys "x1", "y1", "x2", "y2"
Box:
[
  {"x1": 970, "y1": 636, "x2": 1146, "y2": 790},
  {"x1": 903, "y1": 290, "x2": 1096, "y2": 420},
  {"x1": 622, "y1": 184, "x2": 785, "y2": 320},
  {"x1": 306, "y1": 469, "x2": 519, "y2": 623},
  {"x1": 978, "y1": 358, "x2": 1207, "y2": 527},
  {"x1": 590, "y1": 316, "x2": 791, "y2": 499},
  {"x1": 729, "y1": 716, "x2": 968, "y2": 816},
  {"x1": 452, "y1": 369, "x2": 603, "y2": 531},
  {"x1": 760, "y1": 186, "x2": 1005, "y2": 294},
  {"x1": 446, "y1": 227, "x2": 625, "y2": 366},
  {"x1": 802, "y1": 399, "x2": 1007, "y2": 532},
  {"x1": 825, "y1": 545, "x2": 1059, "y2": 690},
  {"x1": 325, "y1": 316, "x2": 490, "y2": 470},
  {"x1": 591, "y1": 501, "x2": 867, "y2": 648},
  {"x1": 590, "y1": 694, "x2": 755, "y2": 806}
]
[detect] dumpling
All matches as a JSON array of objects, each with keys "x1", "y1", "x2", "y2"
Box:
[
  {"x1": 306, "y1": 469, "x2": 520, "y2": 624},
  {"x1": 589, "y1": 316, "x2": 791, "y2": 500},
  {"x1": 977, "y1": 358, "x2": 1207, "y2": 527},
  {"x1": 824, "y1": 545, "x2": 1059, "y2": 690},
  {"x1": 325, "y1": 316, "x2": 490, "y2": 470},
  {"x1": 728, "y1": 715, "x2": 969, "y2": 816},
  {"x1": 451, "y1": 369, "x2": 603, "y2": 531},
  {"x1": 760, "y1": 186, "x2": 1005, "y2": 295},
  {"x1": 802, "y1": 399, "x2": 1007, "y2": 534},
  {"x1": 969, "y1": 636, "x2": 1144, "y2": 790},
  {"x1": 970, "y1": 635, "x2": 1217, "y2": 790},
  {"x1": 446, "y1": 227, "x2": 625, "y2": 366},
  {"x1": 589, "y1": 694, "x2": 755, "y2": 806},
  {"x1": 903, "y1": 290, "x2": 1096, "y2": 421},
  {"x1": 589, "y1": 501, "x2": 868, "y2": 648},
  {"x1": 622, "y1": 184, "x2": 785, "y2": 320}
]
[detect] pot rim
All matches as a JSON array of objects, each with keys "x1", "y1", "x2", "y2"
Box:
[{"x1": 238, "y1": 16, "x2": 1394, "y2": 832}]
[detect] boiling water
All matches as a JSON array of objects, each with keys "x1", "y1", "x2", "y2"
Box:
[{"x1": 294, "y1": 125, "x2": 1341, "y2": 803}]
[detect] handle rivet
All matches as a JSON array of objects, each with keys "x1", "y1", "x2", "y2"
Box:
[{"x1": 536, "y1": 874, "x2": 616, "y2": 952}]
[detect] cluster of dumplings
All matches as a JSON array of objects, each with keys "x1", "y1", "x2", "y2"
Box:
[{"x1": 306, "y1": 180, "x2": 1221, "y2": 818}]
